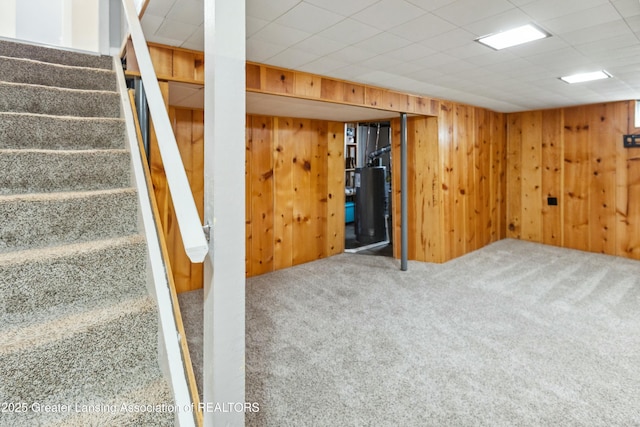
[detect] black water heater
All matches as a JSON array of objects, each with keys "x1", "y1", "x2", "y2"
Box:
[{"x1": 355, "y1": 166, "x2": 387, "y2": 244}]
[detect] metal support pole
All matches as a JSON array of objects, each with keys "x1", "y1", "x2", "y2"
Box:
[
  {"x1": 133, "y1": 78, "x2": 150, "y2": 162},
  {"x1": 400, "y1": 113, "x2": 408, "y2": 271}
]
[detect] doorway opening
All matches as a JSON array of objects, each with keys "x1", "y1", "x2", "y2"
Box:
[{"x1": 344, "y1": 121, "x2": 393, "y2": 257}]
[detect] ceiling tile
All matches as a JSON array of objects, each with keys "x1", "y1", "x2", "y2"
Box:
[
  {"x1": 405, "y1": 0, "x2": 458, "y2": 12},
  {"x1": 167, "y1": 0, "x2": 203, "y2": 25},
  {"x1": 141, "y1": 14, "x2": 165, "y2": 36},
  {"x1": 144, "y1": 0, "x2": 176, "y2": 17},
  {"x1": 304, "y1": 0, "x2": 381, "y2": 17},
  {"x1": 297, "y1": 56, "x2": 350, "y2": 75},
  {"x1": 559, "y1": 20, "x2": 630, "y2": 45},
  {"x1": 246, "y1": 39, "x2": 286, "y2": 63},
  {"x1": 155, "y1": 19, "x2": 199, "y2": 41},
  {"x1": 388, "y1": 13, "x2": 457, "y2": 42},
  {"x1": 352, "y1": 0, "x2": 427, "y2": 31},
  {"x1": 246, "y1": 16, "x2": 269, "y2": 38},
  {"x1": 384, "y1": 43, "x2": 436, "y2": 62},
  {"x1": 465, "y1": 7, "x2": 533, "y2": 36},
  {"x1": 252, "y1": 22, "x2": 312, "y2": 46},
  {"x1": 267, "y1": 48, "x2": 319, "y2": 69},
  {"x1": 328, "y1": 46, "x2": 379, "y2": 63},
  {"x1": 431, "y1": 0, "x2": 515, "y2": 26},
  {"x1": 419, "y1": 28, "x2": 477, "y2": 51},
  {"x1": 182, "y1": 25, "x2": 204, "y2": 50},
  {"x1": 293, "y1": 35, "x2": 344, "y2": 56},
  {"x1": 520, "y1": 0, "x2": 610, "y2": 21},
  {"x1": 275, "y1": 3, "x2": 344, "y2": 33},
  {"x1": 352, "y1": 32, "x2": 413, "y2": 55},
  {"x1": 611, "y1": 0, "x2": 640, "y2": 18},
  {"x1": 246, "y1": 0, "x2": 300, "y2": 21},
  {"x1": 541, "y1": 4, "x2": 622, "y2": 35},
  {"x1": 318, "y1": 18, "x2": 381, "y2": 44}
]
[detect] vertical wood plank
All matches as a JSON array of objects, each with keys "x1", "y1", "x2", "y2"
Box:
[
  {"x1": 506, "y1": 113, "x2": 523, "y2": 239},
  {"x1": 589, "y1": 103, "x2": 619, "y2": 255},
  {"x1": 245, "y1": 116, "x2": 252, "y2": 277},
  {"x1": 439, "y1": 103, "x2": 455, "y2": 261},
  {"x1": 149, "y1": 45, "x2": 173, "y2": 76},
  {"x1": 292, "y1": 118, "x2": 314, "y2": 265},
  {"x1": 453, "y1": 104, "x2": 471, "y2": 256},
  {"x1": 273, "y1": 117, "x2": 294, "y2": 270},
  {"x1": 391, "y1": 118, "x2": 402, "y2": 259},
  {"x1": 520, "y1": 111, "x2": 543, "y2": 243},
  {"x1": 250, "y1": 115, "x2": 275, "y2": 275},
  {"x1": 541, "y1": 109, "x2": 562, "y2": 246},
  {"x1": 490, "y1": 111, "x2": 507, "y2": 241},
  {"x1": 475, "y1": 108, "x2": 491, "y2": 247},
  {"x1": 173, "y1": 50, "x2": 196, "y2": 80},
  {"x1": 294, "y1": 73, "x2": 322, "y2": 99},
  {"x1": 326, "y1": 122, "x2": 345, "y2": 256},
  {"x1": 310, "y1": 120, "x2": 328, "y2": 260},
  {"x1": 563, "y1": 106, "x2": 590, "y2": 251}
]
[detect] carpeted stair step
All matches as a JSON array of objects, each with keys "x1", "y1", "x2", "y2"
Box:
[
  {"x1": 0, "y1": 235, "x2": 147, "y2": 328},
  {"x1": 0, "y1": 39, "x2": 112, "y2": 70},
  {"x1": 0, "y1": 55, "x2": 116, "y2": 91},
  {"x1": 0, "y1": 149, "x2": 131, "y2": 194},
  {"x1": 0, "y1": 112, "x2": 125, "y2": 150},
  {"x1": 0, "y1": 81, "x2": 120, "y2": 118},
  {"x1": 0, "y1": 188, "x2": 139, "y2": 253},
  {"x1": 0, "y1": 296, "x2": 173, "y2": 426}
]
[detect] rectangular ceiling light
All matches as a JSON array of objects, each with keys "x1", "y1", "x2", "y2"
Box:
[
  {"x1": 560, "y1": 70, "x2": 612, "y2": 84},
  {"x1": 476, "y1": 24, "x2": 549, "y2": 50}
]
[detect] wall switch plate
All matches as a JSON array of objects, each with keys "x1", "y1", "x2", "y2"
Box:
[{"x1": 548, "y1": 197, "x2": 558, "y2": 206}]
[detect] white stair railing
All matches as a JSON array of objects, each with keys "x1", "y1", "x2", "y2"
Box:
[{"x1": 121, "y1": 0, "x2": 209, "y2": 263}]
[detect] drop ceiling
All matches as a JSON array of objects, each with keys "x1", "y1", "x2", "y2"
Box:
[{"x1": 142, "y1": 0, "x2": 640, "y2": 113}]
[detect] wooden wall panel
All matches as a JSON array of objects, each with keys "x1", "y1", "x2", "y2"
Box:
[
  {"x1": 563, "y1": 107, "x2": 590, "y2": 251},
  {"x1": 410, "y1": 116, "x2": 443, "y2": 262},
  {"x1": 489, "y1": 112, "x2": 506, "y2": 242},
  {"x1": 439, "y1": 103, "x2": 455, "y2": 261},
  {"x1": 291, "y1": 119, "x2": 314, "y2": 265},
  {"x1": 506, "y1": 100, "x2": 640, "y2": 261},
  {"x1": 246, "y1": 115, "x2": 345, "y2": 277},
  {"x1": 541, "y1": 109, "x2": 562, "y2": 246},
  {"x1": 273, "y1": 117, "x2": 295, "y2": 271},
  {"x1": 326, "y1": 122, "x2": 345, "y2": 256},
  {"x1": 391, "y1": 118, "x2": 402, "y2": 260},
  {"x1": 506, "y1": 113, "x2": 523, "y2": 239},
  {"x1": 520, "y1": 111, "x2": 543, "y2": 243},
  {"x1": 149, "y1": 103, "x2": 205, "y2": 293},
  {"x1": 389, "y1": 103, "x2": 505, "y2": 264},
  {"x1": 245, "y1": 116, "x2": 253, "y2": 277},
  {"x1": 249, "y1": 115, "x2": 275, "y2": 276}
]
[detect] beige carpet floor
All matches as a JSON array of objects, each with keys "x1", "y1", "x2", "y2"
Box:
[{"x1": 179, "y1": 238, "x2": 640, "y2": 426}]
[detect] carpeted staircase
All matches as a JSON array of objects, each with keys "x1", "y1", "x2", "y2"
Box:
[{"x1": 0, "y1": 40, "x2": 175, "y2": 426}]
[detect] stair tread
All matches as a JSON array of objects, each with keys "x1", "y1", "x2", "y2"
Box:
[
  {"x1": 0, "y1": 234, "x2": 145, "y2": 265},
  {"x1": 0, "y1": 81, "x2": 120, "y2": 118},
  {"x1": 0, "y1": 112, "x2": 125, "y2": 150},
  {"x1": 0, "y1": 186, "x2": 137, "y2": 202},
  {"x1": 0, "y1": 55, "x2": 116, "y2": 91},
  {"x1": 0, "y1": 39, "x2": 113, "y2": 69},
  {"x1": 0, "y1": 188, "x2": 139, "y2": 253}
]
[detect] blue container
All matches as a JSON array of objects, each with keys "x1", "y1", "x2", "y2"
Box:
[{"x1": 345, "y1": 202, "x2": 355, "y2": 223}]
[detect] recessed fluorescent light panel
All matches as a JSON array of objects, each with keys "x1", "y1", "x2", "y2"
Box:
[
  {"x1": 560, "y1": 70, "x2": 612, "y2": 84},
  {"x1": 476, "y1": 24, "x2": 549, "y2": 50}
]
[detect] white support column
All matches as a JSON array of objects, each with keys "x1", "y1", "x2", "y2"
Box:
[{"x1": 202, "y1": 0, "x2": 246, "y2": 426}]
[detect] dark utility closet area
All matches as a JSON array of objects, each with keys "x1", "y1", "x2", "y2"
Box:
[{"x1": 345, "y1": 122, "x2": 393, "y2": 257}]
